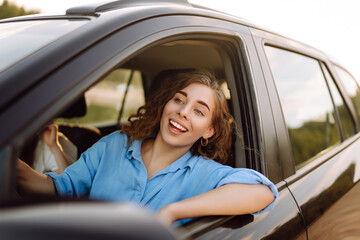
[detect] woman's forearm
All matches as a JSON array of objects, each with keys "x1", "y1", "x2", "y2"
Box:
[
  {"x1": 157, "y1": 183, "x2": 275, "y2": 225},
  {"x1": 17, "y1": 159, "x2": 56, "y2": 195},
  {"x1": 49, "y1": 144, "x2": 70, "y2": 174},
  {"x1": 43, "y1": 124, "x2": 71, "y2": 174}
]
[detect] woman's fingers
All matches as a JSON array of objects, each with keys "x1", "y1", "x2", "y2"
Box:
[{"x1": 43, "y1": 124, "x2": 59, "y2": 148}]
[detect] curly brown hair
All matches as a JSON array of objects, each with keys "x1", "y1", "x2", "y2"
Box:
[{"x1": 121, "y1": 69, "x2": 234, "y2": 163}]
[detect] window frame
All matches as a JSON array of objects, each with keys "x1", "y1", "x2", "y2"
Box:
[{"x1": 332, "y1": 64, "x2": 360, "y2": 129}]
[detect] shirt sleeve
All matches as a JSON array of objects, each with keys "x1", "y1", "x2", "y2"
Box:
[{"x1": 45, "y1": 132, "x2": 123, "y2": 198}]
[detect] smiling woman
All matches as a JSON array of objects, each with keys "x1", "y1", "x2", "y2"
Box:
[{"x1": 123, "y1": 70, "x2": 233, "y2": 162}]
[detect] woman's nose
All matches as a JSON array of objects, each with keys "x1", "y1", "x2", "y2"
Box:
[{"x1": 178, "y1": 105, "x2": 190, "y2": 120}]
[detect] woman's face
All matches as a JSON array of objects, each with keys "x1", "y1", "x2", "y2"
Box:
[{"x1": 159, "y1": 83, "x2": 215, "y2": 149}]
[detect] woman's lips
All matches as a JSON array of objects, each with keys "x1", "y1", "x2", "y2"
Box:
[{"x1": 169, "y1": 119, "x2": 188, "y2": 134}]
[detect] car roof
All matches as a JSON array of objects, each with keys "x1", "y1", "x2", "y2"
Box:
[
  {"x1": 0, "y1": 0, "x2": 319, "y2": 54},
  {"x1": 0, "y1": 0, "x2": 261, "y2": 30}
]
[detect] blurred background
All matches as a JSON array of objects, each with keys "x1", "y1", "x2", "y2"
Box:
[{"x1": 1, "y1": 0, "x2": 359, "y2": 82}]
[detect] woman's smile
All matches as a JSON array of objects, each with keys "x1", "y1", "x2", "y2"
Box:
[{"x1": 169, "y1": 119, "x2": 188, "y2": 134}]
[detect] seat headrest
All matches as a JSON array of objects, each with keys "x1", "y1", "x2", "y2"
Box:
[
  {"x1": 58, "y1": 95, "x2": 87, "y2": 119},
  {"x1": 148, "y1": 68, "x2": 196, "y2": 100}
]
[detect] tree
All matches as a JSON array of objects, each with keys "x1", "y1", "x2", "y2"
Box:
[{"x1": 0, "y1": 0, "x2": 40, "y2": 20}]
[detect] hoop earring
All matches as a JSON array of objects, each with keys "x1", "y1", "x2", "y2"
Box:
[{"x1": 201, "y1": 137, "x2": 208, "y2": 147}]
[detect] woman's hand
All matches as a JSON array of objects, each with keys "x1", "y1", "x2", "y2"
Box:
[
  {"x1": 43, "y1": 124, "x2": 59, "y2": 149},
  {"x1": 17, "y1": 159, "x2": 56, "y2": 195},
  {"x1": 42, "y1": 124, "x2": 71, "y2": 173},
  {"x1": 156, "y1": 204, "x2": 177, "y2": 226}
]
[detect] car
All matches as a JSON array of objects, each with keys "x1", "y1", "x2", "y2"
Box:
[{"x1": 1, "y1": 0, "x2": 360, "y2": 239}]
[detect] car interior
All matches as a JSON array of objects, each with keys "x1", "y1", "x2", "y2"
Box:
[{"x1": 19, "y1": 37, "x2": 242, "y2": 187}]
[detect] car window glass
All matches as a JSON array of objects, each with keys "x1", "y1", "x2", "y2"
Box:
[
  {"x1": 57, "y1": 68, "x2": 145, "y2": 126},
  {"x1": 334, "y1": 65, "x2": 360, "y2": 121},
  {"x1": 322, "y1": 64, "x2": 355, "y2": 139},
  {"x1": 265, "y1": 46, "x2": 340, "y2": 169},
  {"x1": 0, "y1": 20, "x2": 88, "y2": 72}
]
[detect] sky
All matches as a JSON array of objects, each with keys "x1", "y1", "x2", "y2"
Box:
[{"x1": 3, "y1": 0, "x2": 360, "y2": 81}]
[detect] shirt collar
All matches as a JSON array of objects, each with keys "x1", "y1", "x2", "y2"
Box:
[
  {"x1": 126, "y1": 138, "x2": 196, "y2": 171},
  {"x1": 126, "y1": 139, "x2": 142, "y2": 161},
  {"x1": 166, "y1": 150, "x2": 194, "y2": 172}
]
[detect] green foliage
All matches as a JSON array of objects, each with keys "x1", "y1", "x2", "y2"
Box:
[
  {"x1": 352, "y1": 91, "x2": 360, "y2": 120},
  {"x1": 336, "y1": 101, "x2": 355, "y2": 139},
  {"x1": 0, "y1": 0, "x2": 40, "y2": 20},
  {"x1": 289, "y1": 118, "x2": 340, "y2": 166},
  {"x1": 288, "y1": 98, "x2": 358, "y2": 168}
]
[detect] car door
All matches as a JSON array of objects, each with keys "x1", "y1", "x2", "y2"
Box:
[{"x1": 253, "y1": 27, "x2": 360, "y2": 239}]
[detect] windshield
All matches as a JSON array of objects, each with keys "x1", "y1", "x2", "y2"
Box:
[{"x1": 0, "y1": 19, "x2": 88, "y2": 72}]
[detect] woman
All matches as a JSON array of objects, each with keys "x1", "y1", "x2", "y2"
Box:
[{"x1": 17, "y1": 69, "x2": 277, "y2": 226}]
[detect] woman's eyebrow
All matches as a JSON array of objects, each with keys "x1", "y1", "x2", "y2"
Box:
[
  {"x1": 178, "y1": 90, "x2": 187, "y2": 97},
  {"x1": 177, "y1": 91, "x2": 210, "y2": 111},
  {"x1": 197, "y1": 100, "x2": 210, "y2": 112}
]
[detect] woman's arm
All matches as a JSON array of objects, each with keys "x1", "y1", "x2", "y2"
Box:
[
  {"x1": 43, "y1": 124, "x2": 71, "y2": 174},
  {"x1": 17, "y1": 159, "x2": 56, "y2": 195},
  {"x1": 157, "y1": 183, "x2": 275, "y2": 226}
]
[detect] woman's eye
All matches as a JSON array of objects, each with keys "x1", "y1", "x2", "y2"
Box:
[
  {"x1": 175, "y1": 98, "x2": 183, "y2": 104},
  {"x1": 195, "y1": 109, "x2": 204, "y2": 116}
]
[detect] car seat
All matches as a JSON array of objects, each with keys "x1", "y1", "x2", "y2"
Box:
[{"x1": 57, "y1": 95, "x2": 102, "y2": 158}]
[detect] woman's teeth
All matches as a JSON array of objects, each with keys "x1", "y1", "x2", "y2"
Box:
[{"x1": 170, "y1": 120, "x2": 187, "y2": 132}]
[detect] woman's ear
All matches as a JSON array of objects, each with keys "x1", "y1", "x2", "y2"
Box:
[{"x1": 203, "y1": 126, "x2": 215, "y2": 139}]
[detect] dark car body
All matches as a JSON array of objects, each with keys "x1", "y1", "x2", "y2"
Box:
[{"x1": 1, "y1": 0, "x2": 360, "y2": 239}]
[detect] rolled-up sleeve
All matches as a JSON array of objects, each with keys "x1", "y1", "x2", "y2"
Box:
[{"x1": 46, "y1": 139, "x2": 106, "y2": 197}]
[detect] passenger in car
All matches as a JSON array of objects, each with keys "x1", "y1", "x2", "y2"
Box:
[
  {"x1": 17, "y1": 69, "x2": 278, "y2": 226},
  {"x1": 19, "y1": 124, "x2": 77, "y2": 174}
]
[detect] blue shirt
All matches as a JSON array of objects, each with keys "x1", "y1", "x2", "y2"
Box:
[{"x1": 47, "y1": 132, "x2": 278, "y2": 223}]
